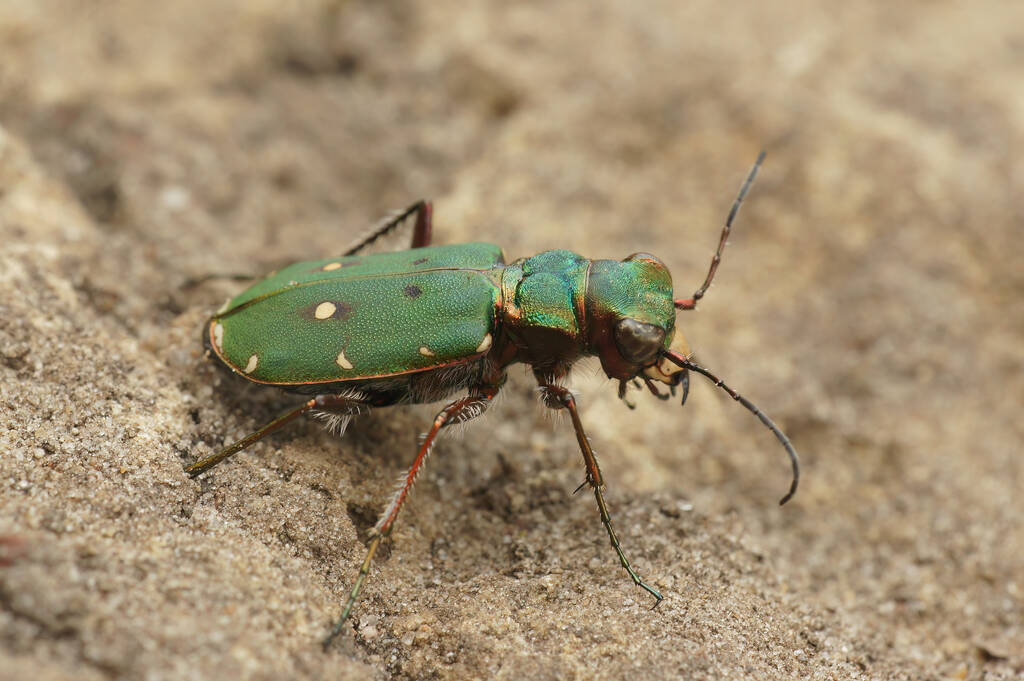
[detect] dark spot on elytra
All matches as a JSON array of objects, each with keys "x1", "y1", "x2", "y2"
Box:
[
  {"x1": 412, "y1": 258, "x2": 429, "y2": 265},
  {"x1": 341, "y1": 259, "x2": 362, "y2": 267},
  {"x1": 299, "y1": 300, "x2": 353, "y2": 320},
  {"x1": 404, "y1": 285, "x2": 422, "y2": 298}
]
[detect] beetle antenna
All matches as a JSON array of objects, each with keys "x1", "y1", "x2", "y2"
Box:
[
  {"x1": 675, "y1": 151, "x2": 765, "y2": 311},
  {"x1": 660, "y1": 349, "x2": 799, "y2": 505}
]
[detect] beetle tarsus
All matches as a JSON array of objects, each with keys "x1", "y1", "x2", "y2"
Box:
[
  {"x1": 184, "y1": 399, "x2": 317, "y2": 477},
  {"x1": 323, "y1": 534, "x2": 383, "y2": 650}
]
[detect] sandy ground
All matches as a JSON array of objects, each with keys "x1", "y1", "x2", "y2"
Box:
[{"x1": 1, "y1": 1, "x2": 1022, "y2": 679}]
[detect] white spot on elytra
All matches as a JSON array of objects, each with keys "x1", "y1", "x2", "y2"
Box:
[
  {"x1": 323, "y1": 262, "x2": 342, "y2": 271},
  {"x1": 216, "y1": 297, "x2": 232, "y2": 314},
  {"x1": 476, "y1": 333, "x2": 492, "y2": 353},
  {"x1": 212, "y1": 322, "x2": 224, "y2": 351},
  {"x1": 244, "y1": 354, "x2": 259, "y2": 373},
  {"x1": 315, "y1": 301, "x2": 336, "y2": 319},
  {"x1": 336, "y1": 350, "x2": 353, "y2": 370},
  {"x1": 419, "y1": 346, "x2": 435, "y2": 357}
]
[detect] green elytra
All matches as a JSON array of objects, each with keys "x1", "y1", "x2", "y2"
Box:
[
  {"x1": 210, "y1": 243, "x2": 506, "y2": 383},
  {"x1": 188, "y1": 154, "x2": 800, "y2": 650}
]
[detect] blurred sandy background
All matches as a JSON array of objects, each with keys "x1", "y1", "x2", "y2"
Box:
[{"x1": 1, "y1": 1, "x2": 1022, "y2": 679}]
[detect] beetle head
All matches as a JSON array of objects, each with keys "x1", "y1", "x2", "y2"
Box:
[{"x1": 584, "y1": 253, "x2": 688, "y2": 384}]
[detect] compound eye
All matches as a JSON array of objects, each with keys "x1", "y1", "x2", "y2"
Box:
[
  {"x1": 614, "y1": 318, "x2": 666, "y2": 364},
  {"x1": 623, "y1": 252, "x2": 666, "y2": 267}
]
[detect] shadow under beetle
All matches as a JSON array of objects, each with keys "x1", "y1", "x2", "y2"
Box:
[{"x1": 187, "y1": 152, "x2": 799, "y2": 649}]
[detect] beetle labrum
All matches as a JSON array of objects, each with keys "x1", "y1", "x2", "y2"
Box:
[{"x1": 187, "y1": 152, "x2": 799, "y2": 648}]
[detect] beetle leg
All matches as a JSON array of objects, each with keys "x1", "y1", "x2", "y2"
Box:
[
  {"x1": 536, "y1": 381, "x2": 663, "y2": 606},
  {"x1": 409, "y1": 201, "x2": 433, "y2": 248},
  {"x1": 185, "y1": 399, "x2": 317, "y2": 477},
  {"x1": 342, "y1": 200, "x2": 433, "y2": 256},
  {"x1": 186, "y1": 393, "x2": 369, "y2": 477},
  {"x1": 617, "y1": 379, "x2": 637, "y2": 410},
  {"x1": 311, "y1": 391, "x2": 372, "y2": 436},
  {"x1": 180, "y1": 272, "x2": 256, "y2": 290},
  {"x1": 642, "y1": 376, "x2": 671, "y2": 401},
  {"x1": 323, "y1": 393, "x2": 492, "y2": 649}
]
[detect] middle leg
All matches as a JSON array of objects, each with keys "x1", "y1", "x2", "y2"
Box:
[{"x1": 323, "y1": 392, "x2": 492, "y2": 648}]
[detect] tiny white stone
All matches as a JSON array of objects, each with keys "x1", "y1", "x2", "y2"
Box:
[
  {"x1": 212, "y1": 322, "x2": 224, "y2": 351},
  {"x1": 476, "y1": 333, "x2": 492, "y2": 353},
  {"x1": 336, "y1": 350, "x2": 353, "y2": 370},
  {"x1": 160, "y1": 185, "x2": 190, "y2": 211},
  {"x1": 419, "y1": 346, "x2": 435, "y2": 357},
  {"x1": 244, "y1": 354, "x2": 259, "y2": 373},
  {"x1": 322, "y1": 262, "x2": 342, "y2": 271},
  {"x1": 315, "y1": 302, "x2": 337, "y2": 319}
]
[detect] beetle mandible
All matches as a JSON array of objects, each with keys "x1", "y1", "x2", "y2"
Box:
[{"x1": 186, "y1": 151, "x2": 799, "y2": 649}]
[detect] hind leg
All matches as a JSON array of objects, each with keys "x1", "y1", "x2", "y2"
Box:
[
  {"x1": 186, "y1": 392, "x2": 369, "y2": 477},
  {"x1": 343, "y1": 200, "x2": 433, "y2": 256}
]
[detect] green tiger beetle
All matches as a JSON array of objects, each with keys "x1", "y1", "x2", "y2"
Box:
[{"x1": 186, "y1": 151, "x2": 799, "y2": 649}]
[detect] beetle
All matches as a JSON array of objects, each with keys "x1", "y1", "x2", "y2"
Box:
[{"x1": 186, "y1": 152, "x2": 799, "y2": 649}]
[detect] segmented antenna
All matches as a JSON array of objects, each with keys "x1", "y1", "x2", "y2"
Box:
[
  {"x1": 675, "y1": 151, "x2": 766, "y2": 310},
  {"x1": 661, "y1": 350, "x2": 799, "y2": 505}
]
